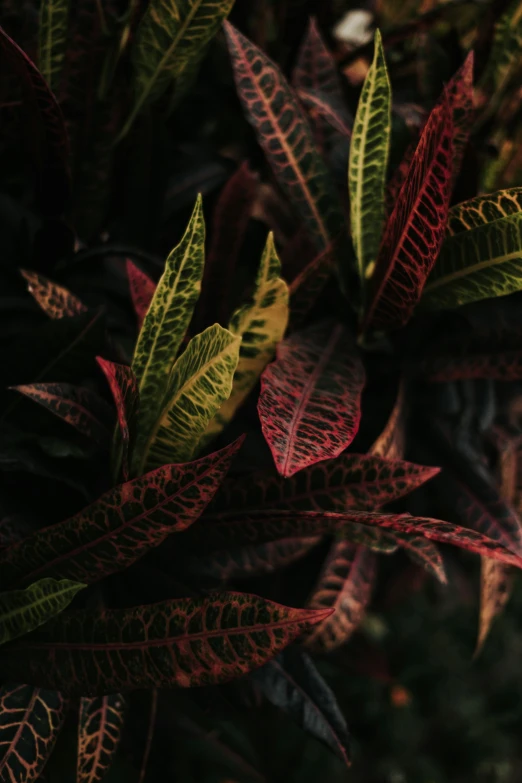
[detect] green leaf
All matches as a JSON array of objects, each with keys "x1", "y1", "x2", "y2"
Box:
[
  {"x1": 140, "y1": 324, "x2": 240, "y2": 471},
  {"x1": 0, "y1": 578, "x2": 85, "y2": 645},
  {"x1": 121, "y1": 0, "x2": 236, "y2": 138},
  {"x1": 421, "y1": 212, "x2": 522, "y2": 311},
  {"x1": 202, "y1": 233, "x2": 289, "y2": 445},
  {"x1": 446, "y1": 187, "x2": 522, "y2": 235},
  {"x1": 348, "y1": 29, "x2": 391, "y2": 288},
  {"x1": 132, "y1": 195, "x2": 205, "y2": 473},
  {"x1": 38, "y1": 0, "x2": 69, "y2": 92}
]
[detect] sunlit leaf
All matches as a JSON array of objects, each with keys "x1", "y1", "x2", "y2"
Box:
[
  {"x1": 38, "y1": 0, "x2": 69, "y2": 91},
  {"x1": 126, "y1": 260, "x2": 156, "y2": 332},
  {"x1": 77, "y1": 694, "x2": 126, "y2": 783},
  {"x1": 20, "y1": 270, "x2": 86, "y2": 319}
]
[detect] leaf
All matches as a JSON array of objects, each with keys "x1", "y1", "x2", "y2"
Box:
[
  {"x1": 478, "y1": 0, "x2": 522, "y2": 101},
  {"x1": 0, "y1": 684, "x2": 67, "y2": 783},
  {"x1": 421, "y1": 212, "x2": 522, "y2": 311},
  {"x1": 446, "y1": 188, "x2": 522, "y2": 235},
  {"x1": 423, "y1": 350, "x2": 522, "y2": 382},
  {"x1": 297, "y1": 89, "x2": 352, "y2": 140},
  {"x1": 348, "y1": 30, "x2": 391, "y2": 286},
  {"x1": 21, "y1": 270, "x2": 86, "y2": 319},
  {"x1": 0, "y1": 593, "x2": 333, "y2": 695},
  {"x1": 389, "y1": 532, "x2": 446, "y2": 582},
  {"x1": 126, "y1": 260, "x2": 156, "y2": 332},
  {"x1": 476, "y1": 557, "x2": 515, "y2": 656},
  {"x1": 224, "y1": 22, "x2": 343, "y2": 251},
  {"x1": 251, "y1": 647, "x2": 351, "y2": 766},
  {"x1": 190, "y1": 537, "x2": 321, "y2": 580},
  {"x1": 96, "y1": 358, "x2": 139, "y2": 482},
  {"x1": 131, "y1": 195, "x2": 205, "y2": 470},
  {"x1": 369, "y1": 381, "x2": 406, "y2": 460},
  {"x1": 202, "y1": 233, "x2": 289, "y2": 444},
  {"x1": 11, "y1": 383, "x2": 111, "y2": 446},
  {"x1": 363, "y1": 100, "x2": 454, "y2": 331},
  {"x1": 0, "y1": 578, "x2": 85, "y2": 646},
  {"x1": 444, "y1": 52, "x2": 474, "y2": 183},
  {"x1": 139, "y1": 324, "x2": 240, "y2": 471},
  {"x1": 0, "y1": 438, "x2": 243, "y2": 588},
  {"x1": 258, "y1": 321, "x2": 365, "y2": 477},
  {"x1": 77, "y1": 694, "x2": 126, "y2": 783},
  {"x1": 38, "y1": 0, "x2": 69, "y2": 92},
  {"x1": 305, "y1": 541, "x2": 377, "y2": 652},
  {"x1": 288, "y1": 241, "x2": 336, "y2": 331},
  {"x1": 121, "y1": 0, "x2": 236, "y2": 137}
]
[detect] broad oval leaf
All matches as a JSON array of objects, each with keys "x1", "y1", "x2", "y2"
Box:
[
  {"x1": 140, "y1": 324, "x2": 240, "y2": 471},
  {"x1": 447, "y1": 188, "x2": 522, "y2": 235},
  {"x1": 96, "y1": 358, "x2": 140, "y2": 482},
  {"x1": 224, "y1": 21, "x2": 343, "y2": 251},
  {"x1": 349, "y1": 29, "x2": 391, "y2": 286},
  {"x1": 0, "y1": 593, "x2": 333, "y2": 695},
  {"x1": 21, "y1": 270, "x2": 86, "y2": 319},
  {"x1": 0, "y1": 684, "x2": 67, "y2": 783},
  {"x1": 258, "y1": 321, "x2": 365, "y2": 477},
  {"x1": 38, "y1": 0, "x2": 69, "y2": 91},
  {"x1": 0, "y1": 437, "x2": 243, "y2": 588},
  {"x1": 0, "y1": 578, "x2": 85, "y2": 646},
  {"x1": 363, "y1": 100, "x2": 453, "y2": 331},
  {"x1": 126, "y1": 260, "x2": 156, "y2": 332},
  {"x1": 77, "y1": 694, "x2": 126, "y2": 783}
]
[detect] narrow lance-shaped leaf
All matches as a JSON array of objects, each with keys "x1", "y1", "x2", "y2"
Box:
[
  {"x1": 38, "y1": 0, "x2": 69, "y2": 92},
  {"x1": 305, "y1": 541, "x2": 377, "y2": 652},
  {"x1": 0, "y1": 593, "x2": 333, "y2": 696},
  {"x1": 444, "y1": 52, "x2": 474, "y2": 184},
  {"x1": 121, "y1": 0, "x2": 236, "y2": 138},
  {"x1": 423, "y1": 350, "x2": 522, "y2": 382},
  {"x1": 21, "y1": 270, "x2": 86, "y2": 319},
  {"x1": 363, "y1": 100, "x2": 454, "y2": 332},
  {"x1": 0, "y1": 438, "x2": 243, "y2": 589},
  {"x1": 126, "y1": 260, "x2": 156, "y2": 332},
  {"x1": 446, "y1": 188, "x2": 522, "y2": 235},
  {"x1": 251, "y1": 647, "x2": 351, "y2": 766},
  {"x1": 97, "y1": 358, "x2": 139, "y2": 482},
  {"x1": 258, "y1": 321, "x2": 365, "y2": 477},
  {"x1": 0, "y1": 684, "x2": 67, "y2": 783},
  {"x1": 11, "y1": 383, "x2": 112, "y2": 446},
  {"x1": 131, "y1": 195, "x2": 205, "y2": 472},
  {"x1": 349, "y1": 29, "x2": 391, "y2": 287},
  {"x1": 139, "y1": 324, "x2": 240, "y2": 472},
  {"x1": 202, "y1": 233, "x2": 289, "y2": 445},
  {"x1": 477, "y1": 0, "x2": 522, "y2": 108},
  {"x1": 224, "y1": 22, "x2": 343, "y2": 251},
  {"x1": 0, "y1": 578, "x2": 85, "y2": 646},
  {"x1": 297, "y1": 89, "x2": 352, "y2": 140},
  {"x1": 288, "y1": 241, "x2": 335, "y2": 332},
  {"x1": 77, "y1": 694, "x2": 126, "y2": 783}
]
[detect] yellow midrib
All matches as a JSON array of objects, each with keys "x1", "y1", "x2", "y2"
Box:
[{"x1": 423, "y1": 248, "x2": 522, "y2": 294}]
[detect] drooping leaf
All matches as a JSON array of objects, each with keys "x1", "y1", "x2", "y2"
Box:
[
  {"x1": 258, "y1": 321, "x2": 365, "y2": 477},
  {"x1": 0, "y1": 438, "x2": 243, "y2": 588},
  {"x1": 224, "y1": 22, "x2": 343, "y2": 251},
  {"x1": 77, "y1": 694, "x2": 126, "y2": 783},
  {"x1": 363, "y1": 100, "x2": 454, "y2": 331},
  {"x1": 10, "y1": 383, "x2": 111, "y2": 446},
  {"x1": 0, "y1": 593, "x2": 333, "y2": 695},
  {"x1": 21, "y1": 270, "x2": 86, "y2": 319},
  {"x1": 446, "y1": 188, "x2": 522, "y2": 235},
  {"x1": 126, "y1": 260, "x2": 156, "y2": 332},
  {"x1": 121, "y1": 0, "x2": 236, "y2": 137},
  {"x1": 202, "y1": 234, "x2": 289, "y2": 444},
  {"x1": 296, "y1": 89, "x2": 352, "y2": 141},
  {"x1": 0, "y1": 684, "x2": 67, "y2": 783},
  {"x1": 190, "y1": 537, "x2": 321, "y2": 580},
  {"x1": 348, "y1": 29, "x2": 391, "y2": 286},
  {"x1": 38, "y1": 0, "x2": 69, "y2": 91},
  {"x1": 288, "y1": 241, "x2": 336, "y2": 331},
  {"x1": 0, "y1": 578, "x2": 85, "y2": 646},
  {"x1": 96, "y1": 358, "x2": 139, "y2": 482},
  {"x1": 138, "y1": 325, "x2": 240, "y2": 472},
  {"x1": 305, "y1": 541, "x2": 377, "y2": 652},
  {"x1": 131, "y1": 196, "x2": 205, "y2": 469},
  {"x1": 251, "y1": 647, "x2": 351, "y2": 766}
]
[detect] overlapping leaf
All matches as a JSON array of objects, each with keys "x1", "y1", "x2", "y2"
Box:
[
  {"x1": 292, "y1": 18, "x2": 344, "y2": 104},
  {"x1": 370, "y1": 382, "x2": 406, "y2": 460},
  {"x1": 363, "y1": 101, "x2": 453, "y2": 331},
  {"x1": 38, "y1": 0, "x2": 69, "y2": 91},
  {"x1": 258, "y1": 321, "x2": 365, "y2": 477},
  {"x1": 21, "y1": 270, "x2": 86, "y2": 319},
  {"x1": 476, "y1": 556, "x2": 514, "y2": 655},
  {"x1": 297, "y1": 90, "x2": 352, "y2": 139},
  {"x1": 126, "y1": 260, "x2": 156, "y2": 332},
  {"x1": 478, "y1": 0, "x2": 522, "y2": 102},
  {"x1": 77, "y1": 694, "x2": 126, "y2": 783},
  {"x1": 349, "y1": 30, "x2": 391, "y2": 286},
  {"x1": 0, "y1": 593, "x2": 333, "y2": 695},
  {"x1": 444, "y1": 52, "x2": 474, "y2": 183},
  {"x1": 190, "y1": 537, "x2": 320, "y2": 580},
  {"x1": 0, "y1": 438, "x2": 242, "y2": 588},
  {"x1": 288, "y1": 241, "x2": 335, "y2": 331},
  {"x1": 447, "y1": 188, "x2": 522, "y2": 235},
  {"x1": 0, "y1": 578, "x2": 85, "y2": 646},
  {"x1": 97, "y1": 358, "x2": 139, "y2": 481},
  {"x1": 423, "y1": 350, "x2": 522, "y2": 382},
  {"x1": 0, "y1": 684, "x2": 67, "y2": 783},
  {"x1": 139, "y1": 325, "x2": 240, "y2": 471},
  {"x1": 224, "y1": 22, "x2": 343, "y2": 251}
]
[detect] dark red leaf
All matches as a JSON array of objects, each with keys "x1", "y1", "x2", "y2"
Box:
[
  {"x1": 423, "y1": 350, "x2": 522, "y2": 382},
  {"x1": 443, "y1": 51, "x2": 474, "y2": 183},
  {"x1": 288, "y1": 242, "x2": 336, "y2": 331},
  {"x1": 126, "y1": 261, "x2": 156, "y2": 333},
  {"x1": 77, "y1": 694, "x2": 126, "y2": 783},
  {"x1": 297, "y1": 89, "x2": 352, "y2": 139},
  {"x1": 453, "y1": 478, "x2": 522, "y2": 557},
  {"x1": 389, "y1": 532, "x2": 447, "y2": 582},
  {"x1": 281, "y1": 229, "x2": 317, "y2": 283},
  {"x1": 96, "y1": 358, "x2": 139, "y2": 481}
]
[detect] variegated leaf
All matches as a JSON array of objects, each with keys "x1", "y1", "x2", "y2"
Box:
[
  {"x1": 126, "y1": 260, "x2": 156, "y2": 332},
  {"x1": 96, "y1": 359, "x2": 139, "y2": 482},
  {"x1": 476, "y1": 556, "x2": 514, "y2": 655},
  {"x1": 423, "y1": 350, "x2": 522, "y2": 382},
  {"x1": 288, "y1": 241, "x2": 335, "y2": 331},
  {"x1": 446, "y1": 187, "x2": 522, "y2": 235},
  {"x1": 369, "y1": 381, "x2": 406, "y2": 460},
  {"x1": 478, "y1": 0, "x2": 522, "y2": 103},
  {"x1": 297, "y1": 89, "x2": 352, "y2": 140},
  {"x1": 38, "y1": 0, "x2": 69, "y2": 91},
  {"x1": 190, "y1": 537, "x2": 320, "y2": 580},
  {"x1": 77, "y1": 694, "x2": 126, "y2": 783},
  {"x1": 21, "y1": 270, "x2": 86, "y2": 319},
  {"x1": 444, "y1": 52, "x2": 474, "y2": 183}
]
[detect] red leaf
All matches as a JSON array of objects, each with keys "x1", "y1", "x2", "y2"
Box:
[
  {"x1": 423, "y1": 350, "x2": 522, "y2": 382},
  {"x1": 288, "y1": 242, "x2": 336, "y2": 331},
  {"x1": 363, "y1": 100, "x2": 454, "y2": 331},
  {"x1": 96, "y1": 358, "x2": 139, "y2": 481},
  {"x1": 190, "y1": 537, "x2": 321, "y2": 580},
  {"x1": 126, "y1": 260, "x2": 156, "y2": 333},
  {"x1": 281, "y1": 229, "x2": 317, "y2": 283},
  {"x1": 453, "y1": 479, "x2": 522, "y2": 557},
  {"x1": 297, "y1": 89, "x2": 352, "y2": 139},
  {"x1": 77, "y1": 694, "x2": 126, "y2": 783},
  {"x1": 258, "y1": 321, "x2": 365, "y2": 477},
  {"x1": 0, "y1": 437, "x2": 244, "y2": 588},
  {"x1": 305, "y1": 541, "x2": 377, "y2": 652},
  {"x1": 443, "y1": 51, "x2": 474, "y2": 183},
  {"x1": 21, "y1": 270, "x2": 86, "y2": 319},
  {"x1": 390, "y1": 532, "x2": 447, "y2": 582}
]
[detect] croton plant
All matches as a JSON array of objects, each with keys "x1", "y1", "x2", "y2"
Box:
[{"x1": 1, "y1": 0, "x2": 522, "y2": 780}]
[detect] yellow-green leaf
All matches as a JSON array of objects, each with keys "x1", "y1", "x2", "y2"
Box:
[
  {"x1": 131, "y1": 195, "x2": 205, "y2": 474},
  {"x1": 348, "y1": 29, "x2": 391, "y2": 290},
  {"x1": 447, "y1": 187, "x2": 522, "y2": 235},
  {"x1": 120, "y1": 0, "x2": 236, "y2": 138},
  {"x1": 140, "y1": 324, "x2": 240, "y2": 470},
  {"x1": 0, "y1": 578, "x2": 85, "y2": 646},
  {"x1": 38, "y1": 0, "x2": 70, "y2": 92},
  {"x1": 203, "y1": 233, "x2": 289, "y2": 444}
]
